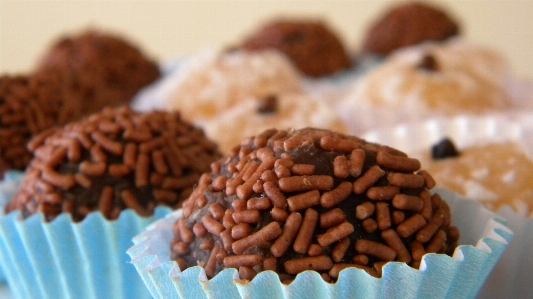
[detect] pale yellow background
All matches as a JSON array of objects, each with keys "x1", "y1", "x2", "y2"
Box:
[{"x1": 1, "y1": 0, "x2": 533, "y2": 79}]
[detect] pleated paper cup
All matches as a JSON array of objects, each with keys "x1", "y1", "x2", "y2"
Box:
[
  {"x1": 0, "y1": 205, "x2": 171, "y2": 299},
  {"x1": 0, "y1": 171, "x2": 25, "y2": 284},
  {"x1": 128, "y1": 189, "x2": 512, "y2": 299},
  {"x1": 361, "y1": 114, "x2": 533, "y2": 298}
]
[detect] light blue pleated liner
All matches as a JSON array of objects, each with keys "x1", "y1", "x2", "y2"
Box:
[
  {"x1": 127, "y1": 188, "x2": 513, "y2": 299},
  {"x1": 0, "y1": 171, "x2": 26, "y2": 284},
  {"x1": 0, "y1": 202, "x2": 172, "y2": 299}
]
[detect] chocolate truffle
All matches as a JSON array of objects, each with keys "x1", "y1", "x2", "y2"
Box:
[
  {"x1": 34, "y1": 30, "x2": 161, "y2": 115},
  {"x1": 0, "y1": 72, "x2": 83, "y2": 177},
  {"x1": 241, "y1": 20, "x2": 352, "y2": 77},
  {"x1": 362, "y1": 2, "x2": 460, "y2": 56},
  {"x1": 171, "y1": 128, "x2": 459, "y2": 282},
  {"x1": 6, "y1": 106, "x2": 221, "y2": 221}
]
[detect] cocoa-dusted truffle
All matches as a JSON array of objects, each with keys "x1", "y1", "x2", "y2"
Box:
[
  {"x1": 171, "y1": 128, "x2": 459, "y2": 282},
  {"x1": 0, "y1": 72, "x2": 82, "y2": 177},
  {"x1": 7, "y1": 106, "x2": 221, "y2": 221},
  {"x1": 34, "y1": 30, "x2": 161, "y2": 115},
  {"x1": 240, "y1": 20, "x2": 352, "y2": 77},
  {"x1": 362, "y1": 2, "x2": 460, "y2": 56}
]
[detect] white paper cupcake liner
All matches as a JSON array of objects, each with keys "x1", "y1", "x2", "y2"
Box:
[
  {"x1": 0, "y1": 206, "x2": 172, "y2": 299},
  {"x1": 128, "y1": 190, "x2": 512, "y2": 299},
  {"x1": 361, "y1": 114, "x2": 533, "y2": 299}
]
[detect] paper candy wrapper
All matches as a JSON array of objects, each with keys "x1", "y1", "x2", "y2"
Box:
[
  {"x1": 0, "y1": 173, "x2": 172, "y2": 299},
  {"x1": 0, "y1": 171, "x2": 25, "y2": 283},
  {"x1": 127, "y1": 189, "x2": 511, "y2": 299},
  {"x1": 361, "y1": 114, "x2": 533, "y2": 298}
]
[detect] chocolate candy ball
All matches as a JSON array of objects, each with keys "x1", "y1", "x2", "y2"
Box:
[
  {"x1": 171, "y1": 128, "x2": 459, "y2": 281},
  {"x1": 7, "y1": 106, "x2": 221, "y2": 221},
  {"x1": 0, "y1": 72, "x2": 82, "y2": 177},
  {"x1": 241, "y1": 20, "x2": 352, "y2": 77},
  {"x1": 34, "y1": 30, "x2": 161, "y2": 115},
  {"x1": 362, "y1": 2, "x2": 460, "y2": 56}
]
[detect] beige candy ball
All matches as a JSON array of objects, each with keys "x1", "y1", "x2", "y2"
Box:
[
  {"x1": 341, "y1": 38, "x2": 515, "y2": 115},
  {"x1": 166, "y1": 49, "x2": 303, "y2": 121}
]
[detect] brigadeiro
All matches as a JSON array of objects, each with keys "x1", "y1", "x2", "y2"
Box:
[
  {"x1": 171, "y1": 127, "x2": 458, "y2": 281},
  {"x1": 6, "y1": 106, "x2": 221, "y2": 221},
  {"x1": 128, "y1": 127, "x2": 512, "y2": 299},
  {"x1": 0, "y1": 106, "x2": 221, "y2": 299},
  {"x1": 362, "y1": 1, "x2": 460, "y2": 56},
  {"x1": 0, "y1": 72, "x2": 82, "y2": 178},
  {"x1": 240, "y1": 20, "x2": 353, "y2": 77},
  {"x1": 34, "y1": 29, "x2": 161, "y2": 115}
]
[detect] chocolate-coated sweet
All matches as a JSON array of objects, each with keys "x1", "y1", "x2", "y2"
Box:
[
  {"x1": 171, "y1": 128, "x2": 459, "y2": 282},
  {"x1": 7, "y1": 106, "x2": 222, "y2": 221},
  {"x1": 0, "y1": 72, "x2": 82, "y2": 177},
  {"x1": 362, "y1": 2, "x2": 460, "y2": 56},
  {"x1": 241, "y1": 20, "x2": 352, "y2": 77},
  {"x1": 34, "y1": 30, "x2": 161, "y2": 115}
]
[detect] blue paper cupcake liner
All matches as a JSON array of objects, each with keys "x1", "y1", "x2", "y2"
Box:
[
  {"x1": 0, "y1": 171, "x2": 25, "y2": 284},
  {"x1": 128, "y1": 189, "x2": 512, "y2": 299},
  {"x1": 0, "y1": 206, "x2": 172, "y2": 299}
]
